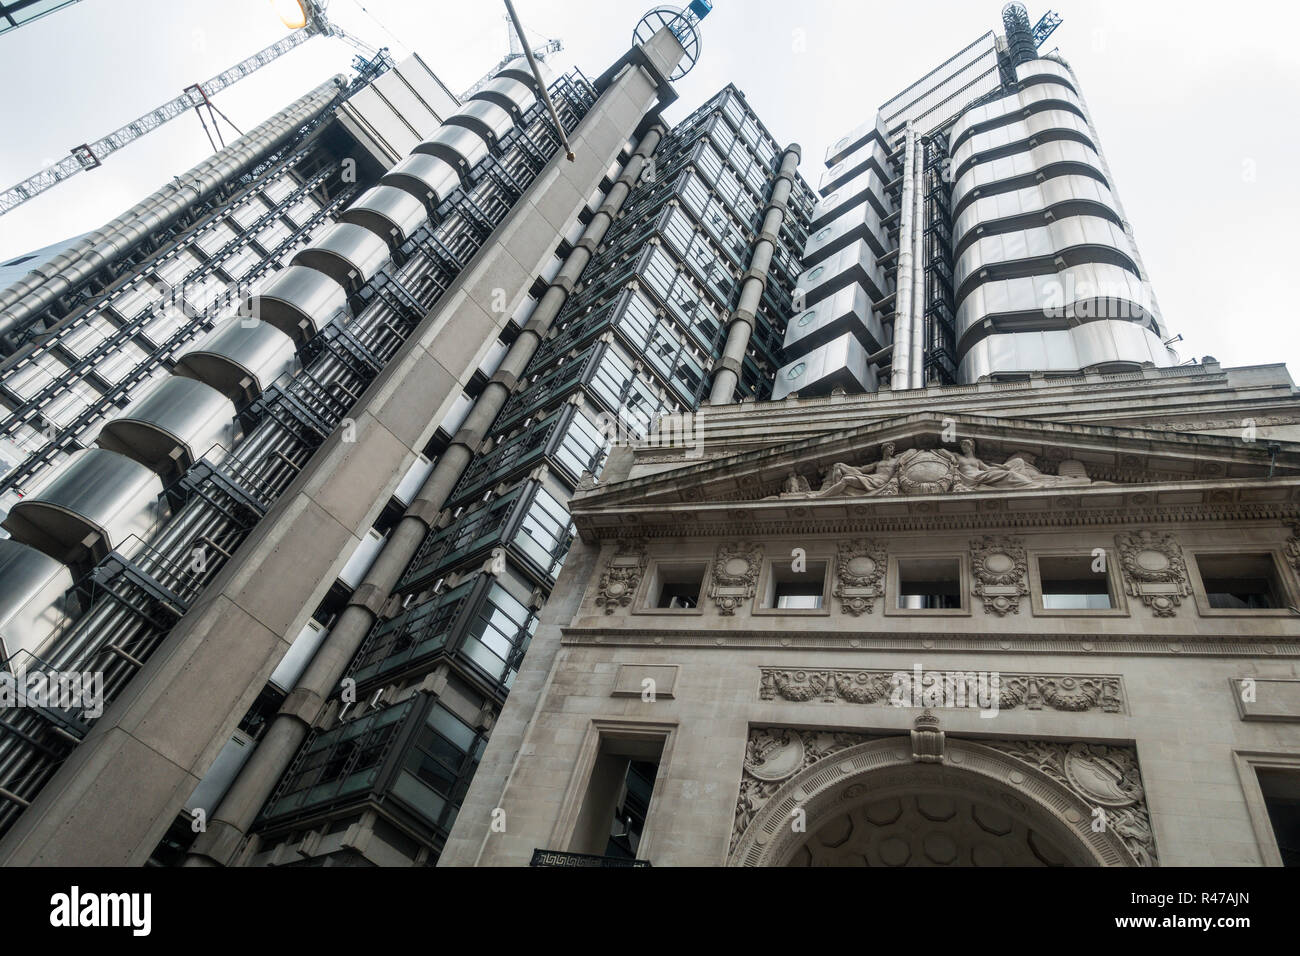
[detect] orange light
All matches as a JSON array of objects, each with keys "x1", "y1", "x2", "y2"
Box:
[{"x1": 271, "y1": 0, "x2": 309, "y2": 30}]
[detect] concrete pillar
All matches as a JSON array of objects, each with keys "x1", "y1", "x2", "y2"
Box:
[
  {"x1": 184, "y1": 126, "x2": 666, "y2": 867},
  {"x1": 707, "y1": 144, "x2": 801, "y2": 406}
]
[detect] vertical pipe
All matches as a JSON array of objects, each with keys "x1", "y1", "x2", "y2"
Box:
[
  {"x1": 910, "y1": 131, "x2": 926, "y2": 389},
  {"x1": 183, "y1": 126, "x2": 665, "y2": 867},
  {"x1": 889, "y1": 124, "x2": 915, "y2": 389},
  {"x1": 708, "y1": 144, "x2": 802, "y2": 406}
]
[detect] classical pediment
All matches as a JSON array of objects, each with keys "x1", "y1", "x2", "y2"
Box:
[{"x1": 570, "y1": 412, "x2": 1300, "y2": 540}]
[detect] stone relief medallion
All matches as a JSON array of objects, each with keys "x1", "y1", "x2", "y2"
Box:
[
  {"x1": 970, "y1": 535, "x2": 1028, "y2": 616},
  {"x1": 896, "y1": 450, "x2": 958, "y2": 495},
  {"x1": 834, "y1": 538, "x2": 887, "y2": 615},
  {"x1": 1115, "y1": 529, "x2": 1191, "y2": 617},
  {"x1": 710, "y1": 541, "x2": 762, "y2": 615},
  {"x1": 593, "y1": 539, "x2": 647, "y2": 614},
  {"x1": 730, "y1": 729, "x2": 1156, "y2": 867}
]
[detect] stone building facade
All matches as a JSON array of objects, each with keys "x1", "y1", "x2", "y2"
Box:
[{"x1": 440, "y1": 361, "x2": 1300, "y2": 866}]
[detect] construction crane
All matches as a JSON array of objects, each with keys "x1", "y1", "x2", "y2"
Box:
[
  {"x1": 1031, "y1": 10, "x2": 1063, "y2": 48},
  {"x1": 0, "y1": 0, "x2": 379, "y2": 217},
  {"x1": 461, "y1": 13, "x2": 562, "y2": 101}
]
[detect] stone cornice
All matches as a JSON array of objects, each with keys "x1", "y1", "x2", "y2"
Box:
[
  {"x1": 574, "y1": 477, "x2": 1300, "y2": 541},
  {"x1": 559, "y1": 626, "x2": 1300, "y2": 658}
]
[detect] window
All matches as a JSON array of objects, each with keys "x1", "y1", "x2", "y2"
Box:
[
  {"x1": 647, "y1": 561, "x2": 706, "y2": 610},
  {"x1": 1195, "y1": 553, "x2": 1286, "y2": 610},
  {"x1": 1038, "y1": 554, "x2": 1114, "y2": 610},
  {"x1": 896, "y1": 557, "x2": 962, "y2": 611},
  {"x1": 1256, "y1": 768, "x2": 1300, "y2": 866},
  {"x1": 564, "y1": 726, "x2": 669, "y2": 861},
  {"x1": 761, "y1": 560, "x2": 828, "y2": 611}
]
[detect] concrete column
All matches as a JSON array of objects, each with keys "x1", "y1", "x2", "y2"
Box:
[
  {"x1": 184, "y1": 126, "x2": 666, "y2": 867},
  {"x1": 708, "y1": 144, "x2": 801, "y2": 406}
]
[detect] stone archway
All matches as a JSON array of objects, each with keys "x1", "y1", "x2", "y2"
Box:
[{"x1": 729, "y1": 735, "x2": 1144, "y2": 867}]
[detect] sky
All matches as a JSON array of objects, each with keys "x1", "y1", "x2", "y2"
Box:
[{"x1": 0, "y1": 0, "x2": 1298, "y2": 376}]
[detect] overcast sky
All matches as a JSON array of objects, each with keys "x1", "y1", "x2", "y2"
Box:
[{"x1": 1, "y1": 0, "x2": 1297, "y2": 376}]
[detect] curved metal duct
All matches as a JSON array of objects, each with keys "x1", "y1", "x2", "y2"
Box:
[
  {"x1": 444, "y1": 99, "x2": 515, "y2": 146},
  {"x1": 470, "y1": 76, "x2": 537, "y2": 118},
  {"x1": 3, "y1": 448, "x2": 167, "y2": 567},
  {"x1": 0, "y1": 77, "x2": 348, "y2": 347},
  {"x1": 412, "y1": 125, "x2": 492, "y2": 173},
  {"x1": 381, "y1": 154, "x2": 463, "y2": 211},
  {"x1": 174, "y1": 316, "x2": 299, "y2": 405},
  {"x1": 290, "y1": 222, "x2": 391, "y2": 293},
  {"x1": 0, "y1": 539, "x2": 75, "y2": 667},
  {"x1": 97, "y1": 376, "x2": 238, "y2": 476},
  {"x1": 338, "y1": 185, "x2": 430, "y2": 246},
  {"x1": 245, "y1": 265, "x2": 349, "y2": 344}
]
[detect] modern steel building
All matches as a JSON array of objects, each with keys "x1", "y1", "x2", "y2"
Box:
[
  {"x1": 776, "y1": 2, "x2": 1173, "y2": 398},
  {"x1": 438, "y1": 5, "x2": 1300, "y2": 869}
]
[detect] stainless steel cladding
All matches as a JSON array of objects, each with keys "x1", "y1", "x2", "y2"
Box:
[
  {"x1": 470, "y1": 76, "x2": 537, "y2": 117},
  {"x1": 796, "y1": 237, "x2": 889, "y2": 304},
  {"x1": 0, "y1": 77, "x2": 347, "y2": 345},
  {"x1": 382, "y1": 154, "x2": 464, "y2": 211},
  {"x1": 773, "y1": 332, "x2": 880, "y2": 400},
  {"x1": 413, "y1": 124, "x2": 492, "y2": 172},
  {"x1": 802, "y1": 200, "x2": 888, "y2": 268},
  {"x1": 810, "y1": 165, "x2": 891, "y2": 231},
  {"x1": 339, "y1": 185, "x2": 431, "y2": 245},
  {"x1": 497, "y1": 59, "x2": 555, "y2": 92},
  {"x1": 96, "y1": 377, "x2": 239, "y2": 475},
  {"x1": 291, "y1": 222, "x2": 392, "y2": 292},
  {"x1": 3, "y1": 448, "x2": 167, "y2": 567},
  {"x1": 959, "y1": 321, "x2": 1175, "y2": 381},
  {"x1": 174, "y1": 316, "x2": 299, "y2": 404},
  {"x1": 245, "y1": 265, "x2": 349, "y2": 343},
  {"x1": 820, "y1": 138, "x2": 891, "y2": 195},
  {"x1": 783, "y1": 284, "x2": 887, "y2": 360},
  {"x1": 444, "y1": 99, "x2": 516, "y2": 146},
  {"x1": 0, "y1": 539, "x2": 75, "y2": 665}
]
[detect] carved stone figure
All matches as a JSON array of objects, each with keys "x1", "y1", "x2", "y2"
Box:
[
  {"x1": 785, "y1": 440, "x2": 1097, "y2": 499},
  {"x1": 781, "y1": 471, "x2": 811, "y2": 495}
]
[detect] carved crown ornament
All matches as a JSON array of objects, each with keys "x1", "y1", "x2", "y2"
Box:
[
  {"x1": 1114, "y1": 529, "x2": 1192, "y2": 617},
  {"x1": 970, "y1": 535, "x2": 1029, "y2": 616},
  {"x1": 593, "y1": 539, "x2": 647, "y2": 614},
  {"x1": 709, "y1": 541, "x2": 763, "y2": 615},
  {"x1": 833, "y1": 538, "x2": 887, "y2": 615}
]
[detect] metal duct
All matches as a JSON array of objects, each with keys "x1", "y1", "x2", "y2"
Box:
[
  {"x1": 0, "y1": 77, "x2": 348, "y2": 347},
  {"x1": 910, "y1": 130, "x2": 926, "y2": 389},
  {"x1": 890, "y1": 124, "x2": 915, "y2": 387}
]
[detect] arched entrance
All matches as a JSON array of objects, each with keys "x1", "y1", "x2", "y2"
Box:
[{"x1": 729, "y1": 736, "x2": 1141, "y2": 867}]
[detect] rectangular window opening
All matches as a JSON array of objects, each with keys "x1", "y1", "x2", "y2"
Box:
[
  {"x1": 1256, "y1": 768, "x2": 1300, "y2": 867},
  {"x1": 570, "y1": 738, "x2": 664, "y2": 860},
  {"x1": 897, "y1": 557, "x2": 961, "y2": 610},
  {"x1": 1196, "y1": 553, "x2": 1284, "y2": 610},
  {"x1": 649, "y1": 561, "x2": 706, "y2": 610},
  {"x1": 1039, "y1": 554, "x2": 1114, "y2": 610},
  {"x1": 763, "y1": 559, "x2": 827, "y2": 610}
]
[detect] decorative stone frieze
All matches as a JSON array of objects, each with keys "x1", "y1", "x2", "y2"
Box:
[
  {"x1": 833, "y1": 538, "x2": 887, "y2": 615},
  {"x1": 970, "y1": 535, "x2": 1029, "y2": 615},
  {"x1": 592, "y1": 539, "x2": 647, "y2": 614},
  {"x1": 1115, "y1": 529, "x2": 1192, "y2": 617},
  {"x1": 709, "y1": 541, "x2": 762, "y2": 614},
  {"x1": 758, "y1": 667, "x2": 1125, "y2": 713},
  {"x1": 984, "y1": 740, "x2": 1157, "y2": 866}
]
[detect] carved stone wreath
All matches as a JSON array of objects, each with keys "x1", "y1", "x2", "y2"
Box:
[
  {"x1": 759, "y1": 668, "x2": 1124, "y2": 714},
  {"x1": 1115, "y1": 529, "x2": 1191, "y2": 617},
  {"x1": 710, "y1": 541, "x2": 762, "y2": 615},
  {"x1": 833, "y1": 538, "x2": 887, "y2": 615},
  {"x1": 970, "y1": 535, "x2": 1029, "y2": 616},
  {"x1": 592, "y1": 540, "x2": 647, "y2": 614}
]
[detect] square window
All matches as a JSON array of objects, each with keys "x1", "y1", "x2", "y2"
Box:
[
  {"x1": 896, "y1": 557, "x2": 962, "y2": 611},
  {"x1": 1195, "y1": 553, "x2": 1286, "y2": 611},
  {"x1": 1039, "y1": 555, "x2": 1115, "y2": 610},
  {"x1": 761, "y1": 560, "x2": 828, "y2": 611},
  {"x1": 646, "y1": 561, "x2": 706, "y2": 610}
]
